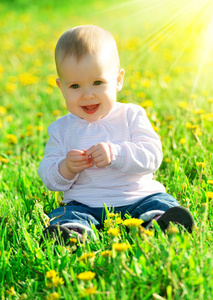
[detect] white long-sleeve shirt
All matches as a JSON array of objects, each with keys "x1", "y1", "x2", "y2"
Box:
[{"x1": 38, "y1": 102, "x2": 165, "y2": 207}]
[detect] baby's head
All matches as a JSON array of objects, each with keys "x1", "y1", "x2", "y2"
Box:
[
  {"x1": 55, "y1": 25, "x2": 120, "y2": 77},
  {"x1": 55, "y1": 25, "x2": 124, "y2": 122}
]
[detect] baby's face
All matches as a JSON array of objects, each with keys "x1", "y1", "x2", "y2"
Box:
[{"x1": 56, "y1": 51, "x2": 124, "y2": 122}]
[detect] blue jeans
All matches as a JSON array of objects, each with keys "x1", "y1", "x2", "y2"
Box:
[{"x1": 48, "y1": 193, "x2": 180, "y2": 230}]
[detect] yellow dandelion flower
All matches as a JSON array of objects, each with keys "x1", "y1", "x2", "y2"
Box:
[
  {"x1": 108, "y1": 212, "x2": 119, "y2": 218},
  {"x1": 35, "y1": 125, "x2": 43, "y2": 131},
  {"x1": 194, "y1": 128, "x2": 202, "y2": 136},
  {"x1": 207, "y1": 97, "x2": 213, "y2": 103},
  {"x1": 6, "y1": 287, "x2": 16, "y2": 296},
  {"x1": 46, "y1": 270, "x2": 58, "y2": 279},
  {"x1": 0, "y1": 120, "x2": 3, "y2": 129},
  {"x1": 5, "y1": 82, "x2": 17, "y2": 94},
  {"x1": 165, "y1": 158, "x2": 172, "y2": 163},
  {"x1": 179, "y1": 138, "x2": 186, "y2": 144},
  {"x1": 47, "y1": 75, "x2": 57, "y2": 87},
  {"x1": 52, "y1": 110, "x2": 61, "y2": 116},
  {"x1": 46, "y1": 292, "x2": 60, "y2": 300},
  {"x1": 107, "y1": 227, "x2": 120, "y2": 237},
  {"x1": 137, "y1": 91, "x2": 146, "y2": 98},
  {"x1": 190, "y1": 94, "x2": 197, "y2": 99},
  {"x1": 140, "y1": 100, "x2": 154, "y2": 108},
  {"x1": 69, "y1": 238, "x2": 77, "y2": 244},
  {"x1": 7, "y1": 134, "x2": 18, "y2": 144},
  {"x1": 77, "y1": 271, "x2": 96, "y2": 281},
  {"x1": 123, "y1": 218, "x2": 143, "y2": 228},
  {"x1": 0, "y1": 106, "x2": 7, "y2": 116},
  {"x1": 207, "y1": 180, "x2": 213, "y2": 185},
  {"x1": 165, "y1": 116, "x2": 175, "y2": 121},
  {"x1": 82, "y1": 286, "x2": 97, "y2": 295},
  {"x1": 36, "y1": 112, "x2": 43, "y2": 117},
  {"x1": 112, "y1": 242, "x2": 129, "y2": 252},
  {"x1": 79, "y1": 252, "x2": 95, "y2": 262},
  {"x1": 100, "y1": 250, "x2": 113, "y2": 258},
  {"x1": 19, "y1": 73, "x2": 38, "y2": 86},
  {"x1": 178, "y1": 101, "x2": 188, "y2": 108},
  {"x1": 141, "y1": 78, "x2": 151, "y2": 88},
  {"x1": 185, "y1": 123, "x2": 198, "y2": 129},
  {"x1": 6, "y1": 115, "x2": 13, "y2": 122},
  {"x1": 207, "y1": 192, "x2": 213, "y2": 200},
  {"x1": 196, "y1": 162, "x2": 205, "y2": 168},
  {"x1": 167, "y1": 226, "x2": 178, "y2": 235},
  {"x1": 139, "y1": 226, "x2": 153, "y2": 236},
  {"x1": 6, "y1": 150, "x2": 13, "y2": 155},
  {"x1": 0, "y1": 157, "x2": 9, "y2": 164},
  {"x1": 193, "y1": 109, "x2": 205, "y2": 115}
]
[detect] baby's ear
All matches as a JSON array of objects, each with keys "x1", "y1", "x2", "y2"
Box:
[
  {"x1": 116, "y1": 69, "x2": 125, "y2": 92},
  {"x1": 56, "y1": 78, "x2": 61, "y2": 89}
]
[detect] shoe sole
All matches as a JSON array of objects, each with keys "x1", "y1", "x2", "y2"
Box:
[
  {"x1": 39, "y1": 225, "x2": 71, "y2": 245},
  {"x1": 157, "y1": 206, "x2": 194, "y2": 233}
]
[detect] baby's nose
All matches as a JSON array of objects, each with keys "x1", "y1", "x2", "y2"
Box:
[{"x1": 82, "y1": 87, "x2": 94, "y2": 100}]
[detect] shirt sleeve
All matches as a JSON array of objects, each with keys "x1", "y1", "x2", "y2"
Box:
[
  {"x1": 38, "y1": 121, "x2": 79, "y2": 191},
  {"x1": 108, "y1": 105, "x2": 163, "y2": 174}
]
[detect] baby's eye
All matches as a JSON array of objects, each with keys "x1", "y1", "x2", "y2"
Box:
[
  {"x1": 93, "y1": 81, "x2": 102, "y2": 86},
  {"x1": 70, "y1": 84, "x2": 80, "y2": 89}
]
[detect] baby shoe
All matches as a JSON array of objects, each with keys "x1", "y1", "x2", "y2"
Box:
[
  {"x1": 157, "y1": 206, "x2": 194, "y2": 233},
  {"x1": 39, "y1": 225, "x2": 76, "y2": 246}
]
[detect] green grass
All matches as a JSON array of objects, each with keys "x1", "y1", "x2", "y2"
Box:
[{"x1": 0, "y1": 0, "x2": 213, "y2": 299}]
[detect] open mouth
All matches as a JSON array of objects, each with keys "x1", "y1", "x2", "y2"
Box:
[{"x1": 81, "y1": 104, "x2": 100, "y2": 114}]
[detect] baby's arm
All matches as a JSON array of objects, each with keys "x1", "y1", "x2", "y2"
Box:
[
  {"x1": 107, "y1": 106, "x2": 162, "y2": 174},
  {"x1": 38, "y1": 122, "x2": 93, "y2": 191}
]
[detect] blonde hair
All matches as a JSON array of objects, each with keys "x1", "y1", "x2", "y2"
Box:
[{"x1": 55, "y1": 25, "x2": 120, "y2": 75}]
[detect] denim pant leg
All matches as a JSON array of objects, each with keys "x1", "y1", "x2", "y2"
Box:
[
  {"x1": 48, "y1": 201, "x2": 101, "y2": 229},
  {"x1": 114, "y1": 193, "x2": 180, "y2": 221}
]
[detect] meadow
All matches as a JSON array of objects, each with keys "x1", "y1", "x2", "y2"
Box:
[{"x1": 0, "y1": 0, "x2": 213, "y2": 299}]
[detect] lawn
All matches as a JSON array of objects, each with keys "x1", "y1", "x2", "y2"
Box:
[{"x1": 0, "y1": 0, "x2": 213, "y2": 299}]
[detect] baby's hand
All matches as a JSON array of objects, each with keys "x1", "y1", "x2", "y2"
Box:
[
  {"x1": 59, "y1": 149, "x2": 93, "y2": 179},
  {"x1": 87, "y1": 142, "x2": 111, "y2": 168}
]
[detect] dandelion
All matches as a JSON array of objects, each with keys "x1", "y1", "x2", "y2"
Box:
[
  {"x1": 0, "y1": 156, "x2": 9, "y2": 164},
  {"x1": 5, "y1": 82, "x2": 17, "y2": 94},
  {"x1": 179, "y1": 138, "x2": 186, "y2": 144},
  {"x1": 140, "y1": 100, "x2": 153, "y2": 108},
  {"x1": 107, "y1": 227, "x2": 120, "y2": 237},
  {"x1": 46, "y1": 292, "x2": 60, "y2": 300},
  {"x1": 207, "y1": 180, "x2": 213, "y2": 185},
  {"x1": 123, "y1": 218, "x2": 143, "y2": 228},
  {"x1": 100, "y1": 250, "x2": 113, "y2": 257},
  {"x1": 207, "y1": 97, "x2": 213, "y2": 103},
  {"x1": 167, "y1": 226, "x2": 178, "y2": 235},
  {"x1": 69, "y1": 238, "x2": 78, "y2": 244},
  {"x1": 196, "y1": 162, "x2": 205, "y2": 168},
  {"x1": 112, "y1": 242, "x2": 129, "y2": 252},
  {"x1": 193, "y1": 109, "x2": 205, "y2": 115},
  {"x1": 6, "y1": 115, "x2": 13, "y2": 122},
  {"x1": 6, "y1": 287, "x2": 16, "y2": 296},
  {"x1": 36, "y1": 112, "x2": 43, "y2": 117},
  {"x1": 0, "y1": 106, "x2": 7, "y2": 116},
  {"x1": 77, "y1": 271, "x2": 96, "y2": 281},
  {"x1": 46, "y1": 270, "x2": 58, "y2": 279},
  {"x1": 165, "y1": 158, "x2": 172, "y2": 163},
  {"x1": 207, "y1": 192, "x2": 213, "y2": 200},
  {"x1": 108, "y1": 213, "x2": 119, "y2": 218},
  {"x1": 139, "y1": 226, "x2": 153, "y2": 236},
  {"x1": 36, "y1": 125, "x2": 43, "y2": 131},
  {"x1": 178, "y1": 101, "x2": 188, "y2": 108},
  {"x1": 19, "y1": 73, "x2": 38, "y2": 86},
  {"x1": 47, "y1": 75, "x2": 57, "y2": 87},
  {"x1": 52, "y1": 110, "x2": 61, "y2": 116},
  {"x1": 7, "y1": 134, "x2": 18, "y2": 144},
  {"x1": 82, "y1": 286, "x2": 97, "y2": 295},
  {"x1": 79, "y1": 252, "x2": 95, "y2": 262},
  {"x1": 141, "y1": 78, "x2": 151, "y2": 88}
]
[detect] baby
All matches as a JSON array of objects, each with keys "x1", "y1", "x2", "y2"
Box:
[{"x1": 38, "y1": 25, "x2": 194, "y2": 243}]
